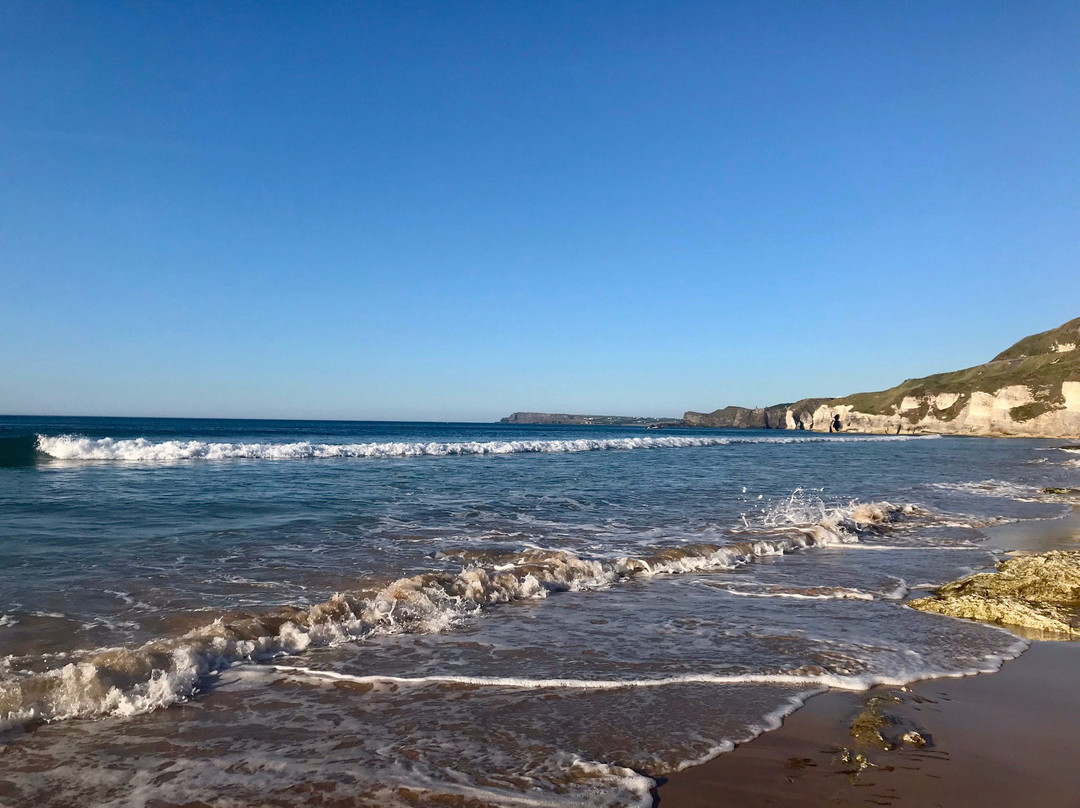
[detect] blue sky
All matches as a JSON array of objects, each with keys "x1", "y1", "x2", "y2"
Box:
[{"x1": 2, "y1": 1, "x2": 1078, "y2": 421}]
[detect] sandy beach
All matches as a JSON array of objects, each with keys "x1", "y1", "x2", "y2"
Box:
[
  {"x1": 658, "y1": 511, "x2": 1080, "y2": 807},
  {"x1": 658, "y1": 640, "x2": 1080, "y2": 807}
]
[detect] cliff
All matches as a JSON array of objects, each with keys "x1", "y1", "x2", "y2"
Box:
[
  {"x1": 683, "y1": 399, "x2": 831, "y2": 429},
  {"x1": 685, "y1": 317, "x2": 1080, "y2": 438},
  {"x1": 500, "y1": 412, "x2": 682, "y2": 426},
  {"x1": 817, "y1": 317, "x2": 1080, "y2": 437}
]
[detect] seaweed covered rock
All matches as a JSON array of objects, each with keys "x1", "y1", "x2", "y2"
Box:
[{"x1": 909, "y1": 551, "x2": 1080, "y2": 636}]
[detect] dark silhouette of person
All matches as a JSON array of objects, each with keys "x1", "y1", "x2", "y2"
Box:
[{"x1": 830, "y1": 414, "x2": 842, "y2": 433}]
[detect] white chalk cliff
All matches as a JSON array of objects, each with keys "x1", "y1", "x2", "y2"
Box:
[
  {"x1": 686, "y1": 317, "x2": 1080, "y2": 438},
  {"x1": 802, "y1": 381, "x2": 1080, "y2": 437}
]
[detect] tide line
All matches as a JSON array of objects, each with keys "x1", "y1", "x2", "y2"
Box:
[{"x1": 266, "y1": 664, "x2": 899, "y2": 692}]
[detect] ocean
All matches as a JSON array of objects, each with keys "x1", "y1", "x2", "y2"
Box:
[{"x1": 1, "y1": 416, "x2": 1078, "y2": 807}]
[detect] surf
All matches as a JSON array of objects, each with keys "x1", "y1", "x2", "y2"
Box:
[
  {"x1": 0, "y1": 499, "x2": 915, "y2": 730},
  {"x1": 33, "y1": 432, "x2": 939, "y2": 462}
]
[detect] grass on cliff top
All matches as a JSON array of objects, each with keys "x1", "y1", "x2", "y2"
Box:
[
  {"x1": 993, "y1": 317, "x2": 1080, "y2": 361},
  {"x1": 834, "y1": 350, "x2": 1080, "y2": 418}
]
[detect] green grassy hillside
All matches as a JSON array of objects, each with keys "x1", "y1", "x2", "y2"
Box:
[{"x1": 835, "y1": 318, "x2": 1080, "y2": 423}]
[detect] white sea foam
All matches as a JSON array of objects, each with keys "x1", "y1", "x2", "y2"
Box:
[
  {"x1": 846, "y1": 543, "x2": 975, "y2": 551},
  {"x1": 0, "y1": 499, "x2": 909, "y2": 729},
  {"x1": 35, "y1": 433, "x2": 939, "y2": 462},
  {"x1": 268, "y1": 664, "x2": 869, "y2": 691},
  {"x1": 652, "y1": 691, "x2": 817, "y2": 774},
  {"x1": 931, "y1": 480, "x2": 1042, "y2": 500},
  {"x1": 717, "y1": 585, "x2": 875, "y2": 601},
  {"x1": 880, "y1": 579, "x2": 910, "y2": 600},
  {"x1": 265, "y1": 633, "x2": 1026, "y2": 692},
  {"x1": 104, "y1": 591, "x2": 153, "y2": 610}
]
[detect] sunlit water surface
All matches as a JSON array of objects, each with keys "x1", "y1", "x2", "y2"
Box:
[{"x1": 2, "y1": 416, "x2": 1078, "y2": 807}]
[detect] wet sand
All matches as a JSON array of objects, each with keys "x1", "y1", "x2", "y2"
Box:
[
  {"x1": 657, "y1": 636, "x2": 1080, "y2": 807},
  {"x1": 658, "y1": 507, "x2": 1080, "y2": 806}
]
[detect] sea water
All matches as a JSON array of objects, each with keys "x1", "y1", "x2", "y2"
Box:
[{"x1": 1, "y1": 416, "x2": 1078, "y2": 807}]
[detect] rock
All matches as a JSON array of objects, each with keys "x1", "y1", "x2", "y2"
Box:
[
  {"x1": 908, "y1": 551, "x2": 1080, "y2": 636},
  {"x1": 682, "y1": 406, "x2": 766, "y2": 428},
  {"x1": 849, "y1": 704, "x2": 895, "y2": 750},
  {"x1": 682, "y1": 399, "x2": 831, "y2": 429},
  {"x1": 498, "y1": 412, "x2": 681, "y2": 426},
  {"x1": 836, "y1": 748, "x2": 885, "y2": 782},
  {"x1": 901, "y1": 730, "x2": 927, "y2": 748}
]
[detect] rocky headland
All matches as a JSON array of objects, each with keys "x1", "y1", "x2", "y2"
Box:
[
  {"x1": 684, "y1": 317, "x2": 1080, "y2": 438},
  {"x1": 499, "y1": 412, "x2": 682, "y2": 426},
  {"x1": 682, "y1": 399, "x2": 832, "y2": 430}
]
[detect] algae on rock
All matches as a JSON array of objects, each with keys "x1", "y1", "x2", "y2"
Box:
[{"x1": 908, "y1": 551, "x2": 1080, "y2": 637}]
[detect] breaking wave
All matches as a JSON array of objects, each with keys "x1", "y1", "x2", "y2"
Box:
[
  {"x1": 0, "y1": 435, "x2": 40, "y2": 467},
  {"x1": 34, "y1": 433, "x2": 939, "y2": 462},
  {"x1": 0, "y1": 500, "x2": 915, "y2": 730}
]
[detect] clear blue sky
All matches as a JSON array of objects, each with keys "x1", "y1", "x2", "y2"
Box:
[{"x1": 2, "y1": 1, "x2": 1078, "y2": 421}]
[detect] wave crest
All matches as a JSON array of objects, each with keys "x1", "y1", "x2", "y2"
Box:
[
  {"x1": 35, "y1": 433, "x2": 937, "y2": 462},
  {"x1": 0, "y1": 499, "x2": 912, "y2": 730}
]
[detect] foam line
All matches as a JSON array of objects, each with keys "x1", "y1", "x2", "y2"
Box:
[
  {"x1": 718, "y1": 587, "x2": 875, "y2": 600},
  {"x1": 266, "y1": 664, "x2": 867, "y2": 690},
  {"x1": 0, "y1": 499, "x2": 936, "y2": 729},
  {"x1": 845, "y1": 544, "x2": 978, "y2": 551},
  {"x1": 35, "y1": 433, "x2": 939, "y2": 462},
  {"x1": 266, "y1": 641, "x2": 1025, "y2": 691}
]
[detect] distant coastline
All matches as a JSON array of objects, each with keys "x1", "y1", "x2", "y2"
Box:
[
  {"x1": 502, "y1": 317, "x2": 1080, "y2": 440},
  {"x1": 499, "y1": 412, "x2": 683, "y2": 427}
]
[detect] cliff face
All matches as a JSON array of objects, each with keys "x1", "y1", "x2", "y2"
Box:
[
  {"x1": 683, "y1": 399, "x2": 830, "y2": 429},
  {"x1": 684, "y1": 406, "x2": 772, "y2": 429},
  {"x1": 814, "y1": 318, "x2": 1080, "y2": 437},
  {"x1": 500, "y1": 412, "x2": 681, "y2": 426},
  {"x1": 808, "y1": 381, "x2": 1080, "y2": 437},
  {"x1": 685, "y1": 317, "x2": 1080, "y2": 438}
]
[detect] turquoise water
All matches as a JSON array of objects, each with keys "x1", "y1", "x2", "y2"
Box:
[{"x1": 1, "y1": 416, "x2": 1077, "y2": 807}]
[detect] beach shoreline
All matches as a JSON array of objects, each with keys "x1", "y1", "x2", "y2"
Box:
[
  {"x1": 4, "y1": 419, "x2": 1079, "y2": 808},
  {"x1": 656, "y1": 509, "x2": 1080, "y2": 807},
  {"x1": 656, "y1": 640, "x2": 1080, "y2": 807}
]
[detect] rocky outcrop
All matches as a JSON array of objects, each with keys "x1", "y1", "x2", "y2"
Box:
[
  {"x1": 683, "y1": 399, "x2": 831, "y2": 429},
  {"x1": 684, "y1": 405, "x2": 779, "y2": 429},
  {"x1": 785, "y1": 398, "x2": 836, "y2": 430},
  {"x1": 908, "y1": 551, "x2": 1080, "y2": 637},
  {"x1": 500, "y1": 412, "x2": 682, "y2": 426},
  {"x1": 684, "y1": 317, "x2": 1080, "y2": 438}
]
